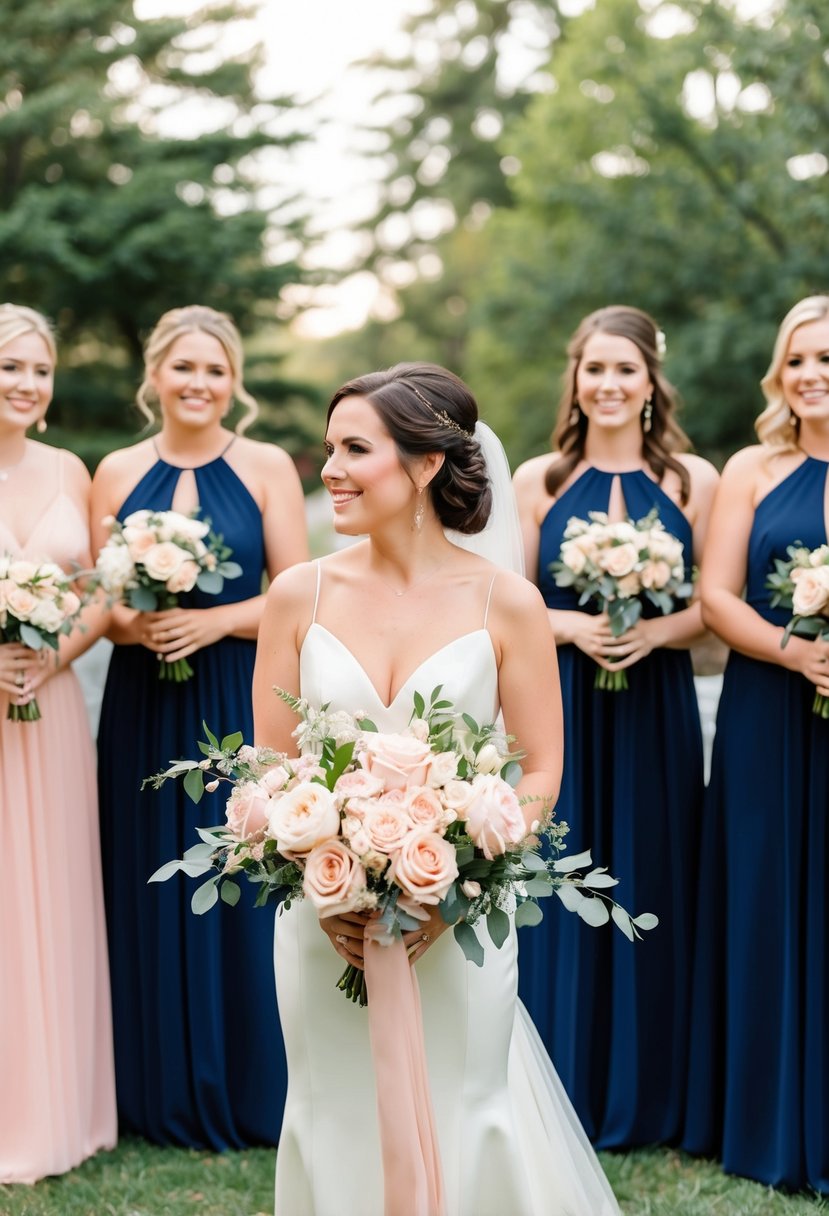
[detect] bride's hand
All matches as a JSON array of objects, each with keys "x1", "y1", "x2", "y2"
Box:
[
  {"x1": 319, "y1": 909, "x2": 371, "y2": 969},
  {"x1": 402, "y1": 904, "x2": 452, "y2": 966}
]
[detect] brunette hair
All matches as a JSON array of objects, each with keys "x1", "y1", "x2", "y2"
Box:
[
  {"x1": 546, "y1": 305, "x2": 691, "y2": 504},
  {"x1": 757, "y1": 295, "x2": 829, "y2": 450},
  {"x1": 326, "y1": 362, "x2": 492, "y2": 534},
  {"x1": 136, "y1": 305, "x2": 258, "y2": 433}
]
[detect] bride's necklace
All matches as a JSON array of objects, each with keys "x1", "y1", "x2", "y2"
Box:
[{"x1": 375, "y1": 557, "x2": 449, "y2": 598}]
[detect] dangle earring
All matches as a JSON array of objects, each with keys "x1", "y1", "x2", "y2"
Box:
[
  {"x1": 569, "y1": 401, "x2": 581, "y2": 426},
  {"x1": 789, "y1": 410, "x2": 798, "y2": 428},
  {"x1": 642, "y1": 397, "x2": 653, "y2": 433},
  {"x1": 412, "y1": 488, "x2": 425, "y2": 532},
  {"x1": 36, "y1": 418, "x2": 47, "y2": 434}
]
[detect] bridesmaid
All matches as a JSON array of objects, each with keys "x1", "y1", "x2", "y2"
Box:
[
  {"x1": 512, "y1": 305, "x2": 718, "y2": 1148},
  {"x1": 683, "y1": 295, "x2": 829, "y2": 1192},
  {"x1": 91, "y1": 305, "x2": 308, "y2": 1148},
  {"x1": 0, "y1": 304, "x2": 116, "y2": 1183}
]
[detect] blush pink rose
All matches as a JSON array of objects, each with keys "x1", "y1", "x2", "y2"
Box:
[
  {"x1": 166, "y1": 559, "x2": 201, "y2": 594},
  {"x1": 6, "y1": 586, "x2": 38, "y2": 619},
  {"x1": 388, "y1": 830, "x2": 458, "y2": 904},
  {"x1": 600, "y1": 542, "x2": 639, "y2": 579},
  {"x1": 360, "y1": 732, "x2": 434, "y2": 791},
  {"x1": 123, "y1": 528, "x2": 157, "y2": 560},
  {"x1": 464, "y1": 774, "x2": 525, "y2": 860},
  {"x1": 303, "y1": 839, "x2": 367, "y2": 916},
  {"x1": 225, "y1": 781, "x2": 271, "y2": 840},
  {"x1": 363, "y1": 801, "x2": 414, "y2": 853},
  {"x1": 334, "y1": 769, "x2": 386, "y2": 802},
  {"x1": 792, "y1": 568, "x2": 829, "y2": 617},
  {"x1": 427, "y1": 750, "x2": 460, "y2": 787},
  {"x1": 266, "y1": 782, "x2": 340, "y2": 855},
  {"x1": 60, "y1": 589, "x2": 81, "y2": 617},
  {"x1": 615, "y1": 571, "x2": 642, "y2": 599},
  {"x1": 640, "y1": 559, "x2": 672, "y2": 591},
  {"x1": 405, "y1": 786, "x2": 448, "y2": 832},
  {"x1": 259, "y1": 765, "x2": 292, "y2": 794}
]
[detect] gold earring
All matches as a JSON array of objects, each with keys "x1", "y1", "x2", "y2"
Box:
[
  {"x1": 412, "y1": 488, "x2": 425, "y2": 532},
  {"x1": 642, "y1": 398, "x2": 653, "y2": 433},
  {"x1": 789, "y1": 410, "x2": 798, "y2": 428},
  {"x1": 569, "y1": 402, "x2": 580, "y2": 425},
  {"x1": 36, "y1": 418, "x2": 48, "y2": 434}
]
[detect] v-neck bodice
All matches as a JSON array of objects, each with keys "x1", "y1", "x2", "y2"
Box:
[
  {"x1": 0, "y1": 449, "x2": 88, "y2": 568},
  {"x1": 537, "y1": 466, "x2": 693, "y2": 611}
]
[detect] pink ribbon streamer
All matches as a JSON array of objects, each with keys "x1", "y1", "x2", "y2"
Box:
[{"x1": 364, "y1": 932, "x2": 446, "y2": 1216}]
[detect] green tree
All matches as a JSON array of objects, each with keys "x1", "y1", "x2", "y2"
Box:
[
  {"x1": 465, "y1": 0, "x2": 829, "y2": 464},
  {"x1": 0, "y1": 0, "x2": 309, "y2": 462}
]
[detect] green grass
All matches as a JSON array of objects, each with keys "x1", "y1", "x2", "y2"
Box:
[{"x1": 1, "y1": 1141, "x2": 826, "y2": 1215}]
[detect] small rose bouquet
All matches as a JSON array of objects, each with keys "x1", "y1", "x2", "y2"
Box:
[
  {"x1": 95, "y1": 509, "x2": 241, "y2": 683},
  {"x1": 767, "y1": 541, "x2": 829, "y2": 719},
  {"x1": 146, "y1": 686, "x2": 657, "y2": 1006},
  {"x1": 550, "y1": 508, "x2": 693, "y2": 690},
  {"x1": 0, "y1": 554, "x2": 84, "y2": 721}
]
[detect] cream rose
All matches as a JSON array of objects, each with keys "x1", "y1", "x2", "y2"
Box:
[
  {"x1": 334, "y1": 769, "x2": 386, "y2": 802},
  {"x1": 600, "y1": 543, "x2": 639, "y2": 579},
  {"x1": 464, "y1": 774, "x2": 525, "y2": 860},
  {"x1": 28, "y1": 598, "x2": 64, "y2": 632},
  {"x1": 615, "y1": 571, "x2": 641, "y2": 599},
  {"x1": 8, "y1": 560, "x2": 39, "y2": 584},
  {"x1": 640, "y1": 559, "x2": 672, "y2": 591},
  {"x1": 427, "y1": 750, "x2": 460, "y2": 788},
  {"x1": 792, "y1": 568, "x2": 829, "y2": 618},
  {"x1": 6, "y1": 586, "x2": 38, "y2": 620},
  {"x1": 95, "y1": 543, "x2": 135, "y2": 592},
  {"x1": 560, "y1": 540, "x2": 588, "y2": 575},
  {"x1": 225, "y1": 781, "x2": 271, "y2": 840},
  {"x1": 360, "y1": 732, "x2": 434, "y2": 791},
  {"x1": 60, "y1": 590, "x2": 81, "y2": 617},
  {"x1": 259, "y1": 765, "x2": 291, "y2": 794},
  {"x1": 123, "y1": 528, "x2": 157, "y2": 560},
  {"x1": 303, "y1": 839, "x2": 367, "y2": 916},
  {"x1": 141, "y1": 541, "x2": 189, "y2": 584},
  {"x1": 388, "y1": 830, "x2": 458, "y2": 904},
  {"x1": 266, "y1": 782, "x2": 340, "y2": 855},
  {"x1": 441, "y1": 778, "x2": 477, "y2": 818},
  {"x1": 166, "y1": 559, "x2": 201, "y2": 594},
  {"x1": 475, "y1": 743, "x2": 503, "y2": 775}
]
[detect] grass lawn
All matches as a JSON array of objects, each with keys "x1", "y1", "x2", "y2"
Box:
[{"x1": 1, "y1": 1141, "x2": 827, "y2": 1216}]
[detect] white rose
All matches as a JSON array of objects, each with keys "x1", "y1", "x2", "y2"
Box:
[
  {"x1": 95, "y1": 543, "x2": 135, "y2": 592},
  {"x1": 559, "y1": 540, "x2": 587, "y2": 576},
  {"x1": 8, "y1": 560, "x2": 39, "y2": 584},
  {"x1": 427, "y1": 750, "x2": 460, "y2": 788},
  {"x1": 28, "y1": 598, "x2": 65, "y2": 633},
  {"x1": 266, "y1": 781, "x2": 340, "y2": 856},
  {"x1": 140, "y1": 542, "x2": 188, "y2": 584},
  {"x1": 475, "y1": 743, "x2": 503, "y2": 775},
  {"x1": 599, "y1": 543, "x2": 639, "y2": 579}
]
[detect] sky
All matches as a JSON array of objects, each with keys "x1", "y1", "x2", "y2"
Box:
[{"x1": 136, "y1": 0, "x2": 422, "y2": 336}]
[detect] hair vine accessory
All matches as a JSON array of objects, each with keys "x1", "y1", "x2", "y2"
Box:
[
  {"x1": 655, "y1": 329, "x2": 667, "y2": 358},
  {"x1": 643, "y1": 397, "x2": 653, "y2": 433},
  {"x1": 408, "y1": 383, "x2": 473, "y2": 437}
]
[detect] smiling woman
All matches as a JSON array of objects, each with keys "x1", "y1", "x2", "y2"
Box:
[{"x1": 90, "y1": 304, "x2": 308, "y2": 1151}]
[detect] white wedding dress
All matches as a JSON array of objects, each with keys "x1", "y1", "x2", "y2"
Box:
[{"x1": 272, "y1": 576, "x2": 621, "y2": 1216}]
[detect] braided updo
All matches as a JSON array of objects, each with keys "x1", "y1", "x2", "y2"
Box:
[{"x1": 326, "y1": 362, "x2": 492, "y2": 534}]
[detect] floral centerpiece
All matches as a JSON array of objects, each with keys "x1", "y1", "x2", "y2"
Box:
[
  {"x1": 549, "y1": 507, "x2": 693, "y2": 690},
  {"x1": 767, "y1": 541, "x2": 829, "y2": 719},
  {"x1": 0, "y1": 554, "x2": 84, "y2": 721},
  {"x1": 147, "y1": 686, "x2": 657, "y2": 1005},
  {"x1": 95, "y1": 508, "x2": 241, "y2": 683}
]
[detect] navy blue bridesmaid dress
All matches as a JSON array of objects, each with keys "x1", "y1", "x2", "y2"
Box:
[
  {"x1": 97, "y1": 447, "x2": 286, "y2": 1148},
  {"x1": 683, "y1": 456, "x2": 829, "y2": 1193},
  {"x1": 518, "y1": 466, "x2": 703, "y2": 1148}
]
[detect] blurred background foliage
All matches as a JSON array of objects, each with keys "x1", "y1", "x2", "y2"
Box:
[{"x1": 1, "y1": 0, "x2": 827, "y2": 479}]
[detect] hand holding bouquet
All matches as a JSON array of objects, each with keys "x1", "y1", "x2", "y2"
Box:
[
  {"x1": 0, "y1": 554, "x2": 84, "y2": 721},
  {"x1": 550, "y1": 508, "x2": 692, "y2": 690},
  {"x1": 95, "y1": 508, "x2": 241, "y2": 683},
  {"x1": 147, "y1": 686, "x2": 657, "y2": 1005},
  {"x1": 767, "y1": 541, "x2": 829, "y2": 718}
]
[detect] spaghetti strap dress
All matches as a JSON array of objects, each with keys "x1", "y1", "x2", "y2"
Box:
[
  {"x1": 0, "y1": 448, "x2": 116, "y2": 1183},
  {"x1": 518, "y1": 466, "x2": 703, "y2": 1148},
  {"x1": 97, "y1": 446, "x2": 286, "y2": 1149},
  {"x1": 682, "y1": 456, "x2": 829, "y2": 1193}
]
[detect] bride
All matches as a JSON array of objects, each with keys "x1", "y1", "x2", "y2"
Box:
[{"x1": 252, "y1": 363, "x2": 620, "y2": 1216}]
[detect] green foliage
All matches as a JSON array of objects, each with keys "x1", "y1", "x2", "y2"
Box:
[{"x1": 0, "y1": 0, "x2": 310, "y2": 454}]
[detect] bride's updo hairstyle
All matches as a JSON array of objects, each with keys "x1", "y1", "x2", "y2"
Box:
[
  {"x1": 547, "y1": 305, "x2": 691, "y2": 505},
  {"x1": 327, "y1": 362, "x2": 492, "y2": 534}
]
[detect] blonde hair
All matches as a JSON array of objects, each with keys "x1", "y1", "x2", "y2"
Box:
[
  {"x1": 0, "y1": 303, "x2": 57, "y2": 364},
  {"x1": 136, "y1": 305, "x2": 259, "y2": 434},
  {"x1": 757, "y1": 295, "x2": 829, "y2": 449}
]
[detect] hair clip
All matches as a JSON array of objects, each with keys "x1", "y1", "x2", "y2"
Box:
[{"x1": 409, "y1": 383, "x2": 473, "y2": 437}]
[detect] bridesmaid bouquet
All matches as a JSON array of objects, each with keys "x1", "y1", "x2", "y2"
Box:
[
  {"x1": 767, "y1": 541, "x2": 829, "y2": 718},
  {"x1": 0, "y1": 554, "x2": 84, "y2": 721},
  {"x1": 550, "y1": 508, "x2": 692, "y2": 690},
  {"x1": 147, "y1": 686, "x2": 657, "y2": 1005},
  {"x1": 95, "y1": 508, "x2": 241, "y2": 683}
]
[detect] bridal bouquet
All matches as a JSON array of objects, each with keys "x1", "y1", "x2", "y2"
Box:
[
  {"x1": 147, "y1": 686, "x2": 657, "y2": 1004},
  {"x1": 95, "y1": 508, "x2": 241, "y2": 683},
  {"x1": 0, "y1": 554, "x2": 84, "y2": 721},
  {"x1": 550, "y1": 508, "x2": 693, "y2": 690},
  {"x1": 767, "y1": 541, "x2": 829, "y2": 718}
]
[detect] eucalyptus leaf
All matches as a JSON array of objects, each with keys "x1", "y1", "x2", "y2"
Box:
[
  {"x1": 520, "y1": 851, "x2": 547, "y2": 871},
  {"x1": 501, "y1": 760, "x2": 523, "y2": 788},
  {"x1": 487, "y1": 906, "x2": 511, "y2": 948},
  {"x1": 19, "y1": 623, "x2": 45, "y2": 649},
  {"x1": 611, "y1": 905, "x2": 635, "y2": 942},
  {"x1": 183, "y1": 767, "x2": 205, "y2": 804},
  {"x1": 555, "y1": 884, "x2": 585, "y2": 912},
  {"x1": 515, "y1": 900, "x2": 543, "y2": 928},
  {"x1": 129, "y1": 586, "x2": 158, "y2": 611},
  {"x1": 148, "y1": 860, "x2": 187, "y2": 883},
  {"x1": 191, "y1": 877, "x2": 220, "y2": 914},
  {"x1": 196, "y1": 570, "x2": 223, "y2": 594},
  {"x1": 220, "y1": 880, "x2": 241, "y2": 907},
  {"x1": 183, "y1": 842, "x2": 216, "y2": 862},
  {"x1": 553, "y1": 849, "x2": 593, "y2": 874},
  {"x1": 454, "y1": 921, "x2": 485, "y2": 967},
  {"x1": 583, "y1": 867, "x2": 619, "y2": 889},
  {"x1": 632, "y1": 912, "x2": 660, "y2": 931},
  {"x1": 522, "y1": 876, "x2": 554, "y2": 897},
  {"x1": 218, "y1": 561, "x2": 242, "y2": 579},
  {"x1": 577, "y1": 898, "x2": 611, "y2": 927}
]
